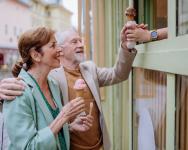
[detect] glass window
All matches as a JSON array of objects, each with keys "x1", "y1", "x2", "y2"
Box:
[
  {"x1": 133, "y1": 68, "x2": 167, "y2": 150},
  {"x1": 175, "y1": 75, "x2": 188, "y2": 150},
  {"x1": 153, "y1": 0, "x2": 167, "y2": 29},
  {"x1": 134, "y1": 0, "x2": 167, "y2": 30},
  {"x1": 177, "y1": 0, "x2": 188, "y2": 36}
]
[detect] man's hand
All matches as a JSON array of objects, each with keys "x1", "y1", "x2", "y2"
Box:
[
  {"x1": 120, "y1": 24, "x2": 128, "y2": 49},
  {"x1": 0, "y1": 77, "x2": 25, "y2": 100},
  {"x1": 120, "y1": 23, "x2": 138, "y2": 50},
  {"x1": 121, "y1": 23, "x2": 150, "y2": 44},
  {"x1": 69, "y1": 115, "x2": 93, "y2": 132}
]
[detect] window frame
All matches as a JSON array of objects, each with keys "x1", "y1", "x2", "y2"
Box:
[
  {"x1": 130, "y1": 0, "x2": 187, "y2": 149},
  {"x1": 134, "y1": 0, "x2": 188, "y2": 76}
]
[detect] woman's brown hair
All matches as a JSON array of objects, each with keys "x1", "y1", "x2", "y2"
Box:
[{"x1": 12, "y1": 27, "x2": 54, "y2": 77}]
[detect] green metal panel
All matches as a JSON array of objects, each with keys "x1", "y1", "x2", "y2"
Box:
[
  {"x1": 103, "y1": 0, "x2": 130, "y2": 149},
  {"x1": 144, "y1": 0, "x2": 154, "y2": 29},
  {"x1": 166, "y1": 74, "x2": 175, "y2": 150},
  {"x1": 133, "y1": 34, "x2": 188, "y2": 76},
  {"x1": 128, "y1": 73, "x2": 133, "y2": 150},
  {"x1": 103, "y1": 1, "x2": 114, "y2": 149},
  {"x1": 136, "y1": 0, "x2": 156, "y2": 29},
  {"x1": 168, "y1": 0, "x2": 176, "y2": 38},
  {"x1": 138, "y1": 0, "x2": 144, "y2": 23}
]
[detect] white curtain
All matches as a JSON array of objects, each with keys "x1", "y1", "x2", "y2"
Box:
[
  {"x1": 176, "y1": 75, "x2": 188, "y2": 150},
  {"x1": 133, "y1": 68, "x2": 167, "y2": 150}
]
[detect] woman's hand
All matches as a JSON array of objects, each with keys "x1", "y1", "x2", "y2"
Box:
[
  {"x1": 69, "y1": 115, "x2": 94, "y2": 132},
  {"x1": 60, "y1": 97, "x2": 85, "y2": 122},
  {"x1": 49, "y1": 97, "x2": 85, "y2": 135}
]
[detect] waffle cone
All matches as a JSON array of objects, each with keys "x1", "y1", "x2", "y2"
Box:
[{"x1": 75, "y1": 89, "x2": 84, "y2": 97}]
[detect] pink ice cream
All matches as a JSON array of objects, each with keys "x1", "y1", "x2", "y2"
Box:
[{"x1": 73, "y1": 79, "x2": 87, "y2": 90}]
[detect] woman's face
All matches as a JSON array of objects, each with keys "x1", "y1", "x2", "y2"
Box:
[{"x1": 39, "y1": 36, "x2": 61, "y2": 70}]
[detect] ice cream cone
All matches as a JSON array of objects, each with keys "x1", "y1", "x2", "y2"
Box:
[
  {"x1": 125, "y1": 7, "x2": 136, "y2": 21},
  {"x1": 74, "y1": 79, "x2": 86, "y2": 98},
  {"x1": 75, "y1": 89, "x2": 84, "y2": 97},
  {"x1": 125, "y1": 7, "x2": 137, "y2": 49}
]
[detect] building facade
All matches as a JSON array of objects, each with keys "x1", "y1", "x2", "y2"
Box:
[
  {"x1": 0, "y1": 0, "x2": 32, "y2": 79},
  {"x1": 31, "y1": 0, "x2": 72, "y2": 32},
  {"x1": 0, "y1": 0, "x2": 72, "y2": 80}
]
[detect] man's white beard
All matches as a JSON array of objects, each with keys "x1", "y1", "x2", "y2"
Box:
[{"x1": 74, "y1": 53, "x2": 85, "y2": 63}]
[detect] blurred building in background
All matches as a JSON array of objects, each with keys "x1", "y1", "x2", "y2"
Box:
[
  {"x1": 0, "y1": 0, "x2": 72, "y2": 79},
  {"x1": 31, "y1": 0, "x2": 72, "y2": 31}
]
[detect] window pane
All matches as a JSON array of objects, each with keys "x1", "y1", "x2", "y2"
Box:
[
  {"x1": 175, "y1": 75, "x2": 188, "y2": 150},
  {"x1": 154, "y1": 0, "x2": 167, "y2": 29},
  {"x1": 133, "y1": 68, "x2": 167, "y2": 150},
  {"x1": 134, "y1": 0, "x2": 167, "y2": 33},
  {"x1": 177, "y1": 0, "x2": 188, "y2": 36}
]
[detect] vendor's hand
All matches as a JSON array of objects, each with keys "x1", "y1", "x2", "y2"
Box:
[
  {"x1": 136, "y1": 23, "x2": 148, "y2": 30},
  {"x1": 0, "y1": 77, "x2": 25, "y2": 100},
  {"x1": 59, "y1": 97, "x2": 85, "y2": 122},
  {"x1": 126, "y1": 27, "x2": 151, "y2": 43},
  {"x1": 69, "y1": 115, "x2": 93, "y2": 132}
]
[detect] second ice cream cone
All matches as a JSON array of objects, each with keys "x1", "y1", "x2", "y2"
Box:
[{"x1": 75, "y1": 89, "x2": 84, "y2": 97}]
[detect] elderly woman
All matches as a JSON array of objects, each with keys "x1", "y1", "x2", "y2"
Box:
[{"x1": 3, "y1": 27, "x2": 93, "y2": 150}]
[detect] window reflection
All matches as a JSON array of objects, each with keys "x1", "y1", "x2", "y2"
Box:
[
  {"x1": 177, "y1": 0, "x2": 188, "y2": 35},
  {"x1": 133, "y1": 68, "x2": 167, "y2": 150},
  {"x1": 154, "y1": 0, "x2": 167, "y2": 29},
  {"x1": 175, "y1": 75, "x2": 188, "y2": 150},
  {"x1": 134, "y1": 0, "x2": 167, "y2": 29}
]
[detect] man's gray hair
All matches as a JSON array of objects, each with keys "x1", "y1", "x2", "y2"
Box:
[{"x1": 55, "y1": 28, "x2": 77, "y2": 45}]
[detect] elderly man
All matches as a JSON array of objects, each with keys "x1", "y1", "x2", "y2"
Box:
[{"x1": 0, "y1": 25, "x2": 136, "y2": 150}]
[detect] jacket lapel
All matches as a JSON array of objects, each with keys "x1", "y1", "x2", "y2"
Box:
[
  {"x1": 48, "y1": 78, "x2": 63, "y2": 108},
  {"x1": 32, "y1": 88, "x2": 54, "y2": 125},
  {"x1": 51, "y1": 67, "x2": 69, "y2": 105},
  {"x1": 79, "y1": 64, "x2": 102, "y2": 113},
  {"x1": 19, "y1": 69, "x2": 54, "y2": 125}
]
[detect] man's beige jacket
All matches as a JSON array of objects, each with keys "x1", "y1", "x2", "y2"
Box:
[{"x1": 50, "y1": 47, "x2": 137, "y2": 150}]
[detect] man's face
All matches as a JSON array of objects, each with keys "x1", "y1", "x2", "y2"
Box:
[{"x1": 61, "y1": 31, "x2": 85, "y2": 65}]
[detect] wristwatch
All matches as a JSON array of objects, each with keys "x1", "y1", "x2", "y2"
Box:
[{"x1": 150, "y1": 30, "x2": 158, "y2": 41}]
